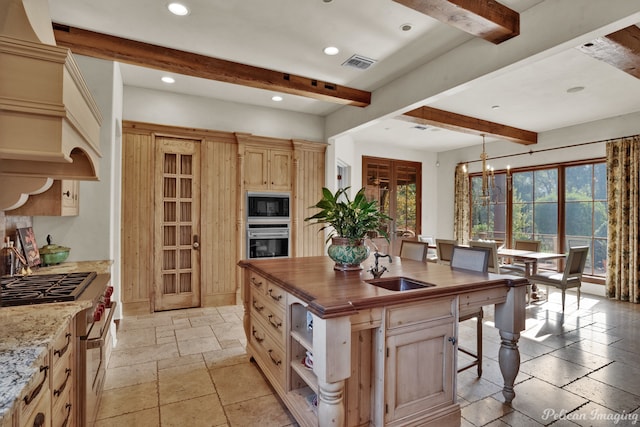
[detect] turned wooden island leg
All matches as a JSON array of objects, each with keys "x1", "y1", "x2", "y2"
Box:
[
  {"x1": 494, "y1": 284, "x2": 527, "y2": 404},
  {"x1": 313, "y1": 315, "x2": 351, "y2": 427}
]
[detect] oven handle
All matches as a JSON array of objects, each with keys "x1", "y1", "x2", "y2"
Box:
[
  {"x1": 86, "y1": 301, "x2": 116, "y2": 350},
  {"x1": 248, "y1": 233, "x2": 289, "y2": 238}
]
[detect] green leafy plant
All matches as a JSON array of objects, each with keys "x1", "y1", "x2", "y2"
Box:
[{"x1": 305, "y1": 187, "x2": 392, "y2": 243}]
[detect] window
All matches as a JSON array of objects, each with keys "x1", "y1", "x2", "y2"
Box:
[{"x1": 469, "y1": 159, "x2": 606, "y2": 278}]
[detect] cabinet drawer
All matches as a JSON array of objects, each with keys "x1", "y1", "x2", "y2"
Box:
[
  {"x1": 249, "y1": 315, "x2": 285, "y2": 388},
  {"x1": 20, "y1": 390, "x2": 51, "y2": 427},
  {"x1": 248, "y1": 271, "x2": 268, "y2": 295},
  {"x1": 51, "y1": 386, "x2": 73, "y2": 427},
  {"x1": 251, "y1": 293, "x2": 286, "y2": 344},
  {"x1": 386, "y1": 297, "x2": 456, "y2": 330},
  {"x1": 51, "y1": 324, "x2": 73, "y2": 369},
  {"x1": 265, "y1": 281, "x2": 286, "y2": 310},
  {"x1": 459, "y1": 287, "x2": 507, "y2": 314},
  {"x1": 19, "y1": 353, "x2": 50, "y2": 422},
  {"x1": 51, "y1": 355, "x2": 73, "y2": 410}
]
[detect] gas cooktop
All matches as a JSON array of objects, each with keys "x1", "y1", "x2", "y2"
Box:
[{"x1": 0, "y1": 272, "x2": 97, "y2": 307}]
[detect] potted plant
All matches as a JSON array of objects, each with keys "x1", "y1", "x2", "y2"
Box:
[
  {"x1": 472, "y1": 223, "x2": 489, "y2": 240},
  {"x1": 305, "y1": 187, "x2": 392, "y2": 270}
]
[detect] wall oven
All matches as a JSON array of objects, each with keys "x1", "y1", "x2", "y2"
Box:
[
  {"x1": 247, "y1": 223, "x2": 290, "y2": 259},
  {"x1": 246, "y1": 192, "x2": 290, "y2": 222}
]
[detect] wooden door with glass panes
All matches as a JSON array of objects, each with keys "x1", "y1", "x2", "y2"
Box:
[{"x1": 154, "y1": 137, "x2": 201, "y2": 311}]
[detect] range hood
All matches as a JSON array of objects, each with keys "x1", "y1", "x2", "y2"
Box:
[{"x1": 0, "y1": 0, "x2": 103, "y2": 210}]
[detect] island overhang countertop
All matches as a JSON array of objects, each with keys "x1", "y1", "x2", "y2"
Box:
[{"x1": 238, "y1": 255, "x2": 529, "y2": 318}]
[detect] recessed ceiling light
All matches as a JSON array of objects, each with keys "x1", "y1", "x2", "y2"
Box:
[
  {"x1": 161, "y1": 76, "x2": 175, "y2": 84},
  {"x1": 168, "y1": 3, "x2": 189, "y2": 16},
  {"x1": 567, "y1": 86, "x2": 585, "y2": 93},
  {"x1": 271, "y1": 95, "x2": 283, "y2": 102},
  {"x1": 323, "y1": 46, "x2": 339, "y2": 56},
  {"x1": 491, "y1": 105, "x2": 501, "y2": 109},
  {"x1": 400, "y1": 23, "x2": 413, "y2": 32},
  {"x1": 322, "y1": 0, "x2": 333, "y2": 3}
]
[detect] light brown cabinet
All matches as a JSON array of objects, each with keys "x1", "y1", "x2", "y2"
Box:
[
  {"x1": 244, "y1": 147, "x2": 291, "y2": 191},
  {"x1": 7, "y1": 180, "x2": 79, "y2": 216}
]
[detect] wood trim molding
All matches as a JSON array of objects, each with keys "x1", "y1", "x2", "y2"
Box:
[
  {"x1": 577, "y1": 25, "x2": 640, "y2": 79},
  {"x1": 400, "y1": 106, "x2": 537, "y2": 145},
  {"x1": 53, "y1": 24, "x2": 371, "y2": 107},
  {"x1": 392, "y1": 0, "x2": 519, "y2": 44}
]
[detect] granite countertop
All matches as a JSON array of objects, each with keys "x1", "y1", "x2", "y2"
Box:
[{"x1": 0, "y1": 260, "x2": 111, "y2": 426}]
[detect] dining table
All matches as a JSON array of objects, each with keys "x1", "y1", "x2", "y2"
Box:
[{"x1": 497, "y1": 248, "x2": 566, "y2": 299}]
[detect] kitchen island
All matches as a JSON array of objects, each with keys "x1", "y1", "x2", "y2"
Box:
[{"x1": 239, "y1": 255, "x2": 529, "y2": 427}]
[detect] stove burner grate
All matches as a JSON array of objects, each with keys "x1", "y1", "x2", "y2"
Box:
[{"x1": 0, "y1": 272, "x2": 97, "y2": 307}]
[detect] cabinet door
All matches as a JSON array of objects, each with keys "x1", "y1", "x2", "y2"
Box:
[
  {"x1": 385, "y1": 322, "x2": 455, "y2": 423},
  {"x1": 60, "y1": 180, "x2": 79, "y2": 216},
  {"x1": 6, "y1": 180, "x2": 79, "y2": 216},
  {"x1": 269, "y1": 150, "x2": 291, "y2": 191},
  {"x1": 244, "y1": 148, "x2": 269, "y2": 190}
]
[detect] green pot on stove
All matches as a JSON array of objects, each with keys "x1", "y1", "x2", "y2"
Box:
[{"x1": 39, "y1": 235, "x2": 70, "y2": 266}]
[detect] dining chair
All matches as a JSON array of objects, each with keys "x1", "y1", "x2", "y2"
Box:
[
  {"x1": 500, "y1": 239, "x2": 542, "y2": 276},
  {"x1": 418, "y1": 235, "x2": 438, "y2": 263},
  {"x1": 435, "y1": 239, "x2": 456, "y2": 265},
  {"x1": 450, "y1": 245, "x2": 490, "y2": 377},
  {"x1": 468, "y1": 240, "x2": 501, "y2": 274},
  {"x1": 527, "y1": 246, "x2": 589, "y2": 312},
  {"x1": 399, "y1": 240, "x2": 429, "y2": 262}
]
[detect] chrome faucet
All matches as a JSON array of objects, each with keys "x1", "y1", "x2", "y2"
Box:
[{"x1": 369, "y1": 251, "x2": 392, "y2": 278}]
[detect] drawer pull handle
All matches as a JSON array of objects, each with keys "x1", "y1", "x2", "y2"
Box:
[
  {"x1": 268, "y1": 289, "x2": 283, "y2": 302},
  {"x1": 251, "y1": 327, "x2": 264, "y2": 343},
  {"x1": 54, "y1": 333, "x2": 72, "y2": 358},
  {"x1": 33, "y1": 412, "x2": 45, "y2": 427},
  {"x1": 268, "y1": 349, "x2": 282, "y2": 366},
  {"x1": 252, "y1": 299, "x2": 264, "y2": 312},
  {"x1": 268, "y1": 314, "x2": 282, "y2": 329},
  {"x1": 251, "y1": 278, "x2": 263, "y2": 288},
  {"x1": 448, "y1": 336, "x2": 457, "y2": 345},
  {"x1": 54, "y1": 368, "x2": 72, "y2": 397},
  {"x1": 23, "y1": 365, "x2": 48, "y2": 406},
  {"x1": 61, "y1": 403, "x2": 72, "y2": 427}
]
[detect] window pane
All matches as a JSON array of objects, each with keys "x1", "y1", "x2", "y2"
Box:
[
  {"x1": 534, "y1": 169, "x2": 558, "y2": 202},
  {"x1": 513, "y1": 172, "x2": 533, "y2": 202},
  {"x1": 565, "y1": 201, "x2": 593, "y2": 236},
  {"x1": 534, "y1": 202, "x2": 557, "y2": 234},
  {"x1": 566, "y1": 165, "x2": 593, "y2": 200},
  {"x1": 512, "y1": 202, "x2": 533, "y2": 239},
  {"x1": 593, "y1": 238, "x2": 607, "y2": 275},
  {"x1": 594, "y1": 163, "x2": 607, "y2": 200},
  {"x1": 594, "y1": 201, "x2": 607, "y2": 238}
]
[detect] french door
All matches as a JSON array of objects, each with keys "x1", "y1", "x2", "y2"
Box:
[
  {"x1": 154, "y1": 137, "x2": 201, "y2": 311},
  {"x1": 363, "y1": 156, "x2": 421, "y2": 255}
]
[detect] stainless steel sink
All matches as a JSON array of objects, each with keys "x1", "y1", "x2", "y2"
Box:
[{"x1": 365, "y1": 276, "x2": 435, "y2": 292}]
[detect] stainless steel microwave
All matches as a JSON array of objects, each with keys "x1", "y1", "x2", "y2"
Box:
[{"x1": 246, "y1": 192, "x2": 290, "y2": 221}]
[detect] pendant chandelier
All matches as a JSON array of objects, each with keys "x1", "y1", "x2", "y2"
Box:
[{"x1": 480, "y1": 135, "x2": 494, "y2": 205}]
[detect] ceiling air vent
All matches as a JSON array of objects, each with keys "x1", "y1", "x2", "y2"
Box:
[{"x1": 342, "y1": 54, "x2": 377, "y2": 70}]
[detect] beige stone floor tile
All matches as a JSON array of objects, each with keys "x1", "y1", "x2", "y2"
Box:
[
  {"x1": 97, "y1": 381, "x2": 158, "y2": 420},
  {"x1": 104, "y1": 361, "x2": 157, "y2": 390},
  {"x1": 189, "y1": 313, "x2": 226, "y2": 327},
  {"x1": 588, "y1": 361, "x2": 640, "y2": 396},
  {"x1": 519, "y1": 354, "x2": 593, "y2": 388},
  {"x1": 157, "y1": 353, "x2": 204, "y2": 370},
  {"x1": 160, "y1": 394, "x2": 227, "y2": 427},
  {"x1": 108, "y1": 342, "x2": 179, "y2": 368},
  {"x1": 158, "y1": 361, "x2": 217, "y2": 405},
  {"x1": 175, "y1": 324, "x2": 215, "y2": 341},
  {"x1": 563, "y1": 376, "x2": 640, "y2": 413},
  {"x1": 211, "y1": 321, "x2": 245, "y2": 342},
  {"x1": 219, "y1": 338, "x2": 244, "y2": 349},
  {"x1": 118, "y1": 316, "x2": 174, "y2": 331},
  {"x1": 172, "y1": 317, "x2": 191, "y2": 327},
  {"x1": 203, "y1": 346, "x2": 248, "y2": 369},
  {"x1": 210, "y1": 362, "x2": 273, "y2": 405},
  {"x1": 155, "y1": 321, "x2": 192, "y2": 337},
  {"x1": 460, "y1": 396, "x2": 513, "y2": 426},
  {"x1": 116, "y1": 327, "x2": 157, "y2": 349},
  {"x1": 508, "y1": 378, "x2": 587, "y2": 424},
  {"x1": 94, "y1": 408, "x2": 160, "y2": 427},
  {"x1": 497, "y1": 409, "x2": 544, "y2": 426},
  {"x1": 177, "y1": 335, "x2": 222, "y2": 355},
  {"x1": 224, "y1": 394, "x2": 296, "y2": 427},
  {"x1": 156, "y1": 335, "x2": 177, "y2": 345}
]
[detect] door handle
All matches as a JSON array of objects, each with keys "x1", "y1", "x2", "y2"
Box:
[{"x1": 193, "y1": 235, "x2": 200, "y2": 250}]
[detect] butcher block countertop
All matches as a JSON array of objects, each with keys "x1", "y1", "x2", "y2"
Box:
[{"x1": 238, "y1": 255, "x2": 529, "y2": 318}]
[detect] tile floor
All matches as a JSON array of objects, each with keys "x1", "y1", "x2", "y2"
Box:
[{"x1": 98, "y1": 289, "x2": 640, "y2": 426}]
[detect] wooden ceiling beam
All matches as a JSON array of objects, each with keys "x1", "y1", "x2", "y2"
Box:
[
  {"x1": 577, "y1": 25, "x2": 640, "y2": 79},
  {"x1": 392, "y1": 0, "x2": 519, "y2": 44},
  {"x1": 52, "y1": 24, "x2": 371, "y2": 107},
  {"x1": 400, "y1": 106, "x2": 537, "y2": 145}
]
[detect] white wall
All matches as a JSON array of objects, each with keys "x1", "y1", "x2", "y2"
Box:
[
  {"x1": 435, "y1": 111, "x2": 640, "y2": 239},
  {"x1": 124, "y1": 86, "x2": 325, "y2": 142},
  {"x1": 34, "y1": 57, "x2": 122, "y2": 266}
]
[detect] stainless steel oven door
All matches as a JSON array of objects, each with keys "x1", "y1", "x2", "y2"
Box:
[
  {"x1": 82, "y1": 301, "x2": 116, "y2": 427},
  {"x1": 247, "y1": 225, "x2": 290, "y2": 259}
]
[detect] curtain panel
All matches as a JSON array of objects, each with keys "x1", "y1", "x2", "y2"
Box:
[
  {"x1": 606, "y1": 136, "x2": 640, "y2": 302},
  {"x1": 454, "y1": 164, "x2": 470, "y2": 244}
]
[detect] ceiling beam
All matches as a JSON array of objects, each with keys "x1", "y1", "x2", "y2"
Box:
[
  {"x1": 576, "y1": 25, "x2": 640, "y2": 79},
  {"x1": 399, "y1": 106, "x2": 537, "y2": 145},
  {"x1": 52, "y1": 24, "x2": 371, "y2": 107},
  {"x1": 392, "y1": 0, "x2": 519, "y2": 44}
]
